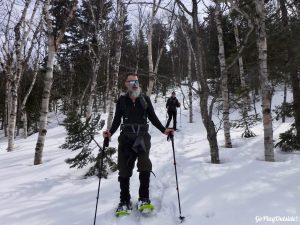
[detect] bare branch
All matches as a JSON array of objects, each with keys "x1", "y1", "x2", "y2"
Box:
[
  {"x1": 225, "y1": 0, "x2": 254, "y2": 71},
  {"x1": 24, "y1": 17, "x2": 43, "y2": 66},
  {"x1": 55, "y1": 0, "x2": 78, "y2": 49},
  {"x1": 175, "y1": 0, "x2": 192, "y2": 16}
]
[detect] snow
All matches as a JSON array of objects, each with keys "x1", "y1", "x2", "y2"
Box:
[{"x1": 1, "y1": 87, "x2": 300, "y2": 225}]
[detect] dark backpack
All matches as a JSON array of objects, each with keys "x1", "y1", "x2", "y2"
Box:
[
  {"x1": 167, "y1": 97, "x2": 179, "y2": 111},
  {"x1": 119, "y1": 94, "x2": 148, "y2": 123}
]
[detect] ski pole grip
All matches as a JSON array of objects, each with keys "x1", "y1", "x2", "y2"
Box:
[
  {"x1": 167, "y1": 133, "x2": 174, "y2": 141},
  {"x1": 103, "y1": 137, "x2": 109, "y2": 147}
]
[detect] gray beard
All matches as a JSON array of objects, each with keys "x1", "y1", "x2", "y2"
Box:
[{"x1": 129, "y1": 89, "x2": 141, "y2": 98}]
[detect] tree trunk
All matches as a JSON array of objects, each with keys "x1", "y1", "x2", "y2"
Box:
[
  {"x1": 233, "y1": 17, "x2": 251, "y2": 112},
  {"x1": 1, "y1": 1, "x2": 16, "y2": 138},
  {"x1": 107, "y1": 0, "x2": 125, "y2": 129},
  {"x1": 215, "y1": 1, "x2": 232, "y2": 148},
  {"x1": 34, "y1": 0, "x2": 77, "y2": 165},
  {"x1": 34, "y1": 36, "x2": 55, "y2": 165},
  {"x1": 146, "y1": 0, "x2": 167, "y2": 97},
  {"x1": 187, "y1": 45, "x2": 193, "y2": 123},
  {"x1": 84, "y1": 0, "x2": 109, "y2": 119},
  {"x1": 255, "y1": 0, "x2": 274, "y2": 162},
  {"x1": 104, "y1": 49, "x2": 111, "y2": 114},
  {"x1": 7, "y1": 0, "x2": 31, "y2": 151},
  {"x1": 177, "y1": 0, "x2": 220, "y2": 163},
  {"x1": 77, "y1": 79, "x2": 90, "y2": 116},
  {"x1": 146, "y1": 1, "x2": 156, "y2": 96},
  {"x1": 181, "y1": 22, "x2": 193, "y2": 123},
  {"x1": 21, "y1": 56, "x2": 40, "y2": 138},
  {"x1": 5, "y1": 72, "x2": 12, "y2": 138},
  {"x1": 135, "y1": 31, "x2": 141, "y2": 74},
  {"x1": 86, "y1": 61, "x2": 100, "y2": 119},
  {"x1": 107, "y1": 91, "x2": 115, "y2": 130},
  {"x1": 179, "y1": 17, "x2": 194, "y2": 123},
  {"x1": 282, "y1": 82, "x2": 287, "y2": 123}
]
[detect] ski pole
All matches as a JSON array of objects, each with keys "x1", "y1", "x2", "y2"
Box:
[
  {"x1": 92, "y1": 136, "x2": 109, "y2": 225},
  {"x1": 165, "y1": 111, "x2": 168, "y2": 127},
  {"x1": 180, "y1": 107, "x2": 182, "y2": 128},
  {"x1": 168, "y1": 134, "x2": 185, "y2": 223}
]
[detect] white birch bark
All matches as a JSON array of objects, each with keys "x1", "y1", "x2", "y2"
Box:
[
  {"x1": 85, "y1": 1, "x2": 105, "y2": 119},
  {"x1": 1, "y1": 0, "x2": 14, "y2": 138},
  {"x1": 146, "y1": 0, "x2": 156, "y2": 96},
  {"x1": 77, "y1": 79, "x2": 91, "y2": 116},
  {"x1": 21, "y1": 52, "x2": 41, "y2": 138},
  {"x1": 104, "y1": 48, "x2": 111, "y2": 114},
  {"x1": 86, "y1": 61, "x2": 100, "y2": 119},
  {"x1": 107, "y1": 93, "x2": 115, "y2": 130},
  {"x1": 254, "y1": 0, "x2": 274, "y2": 162},
  {"x1": 233, "y1": 19, "x2": 247, "y2": 92},
  {"x1": 34, "y1": 0, "x2": 77, "y2": 165},
  {"x1": 179, "y1": 18, "x2": 193, "y2": 123},
  {"x1": 134, "y1": 5, "x2": 147, "y2": 74},
  {"x1": 233, "y1": 18, "x2": 251, "y2": 110},
  {"x1": 7, "y1": 0, "x2": 32, "y2": 151},
  {"x1": 187, "y1": 43, "x2": 193, "y2": 123},
  {"x1": 146, "y1": 0, "x2": 162, "y2": 96},
  {"x1": 107, "y1": 0, "x2": 126, "y2": 129},
  {"x1": 20, "y1": 20, "x2": 43, "y2": 138},
  {"x1": 5, "y1": 71, "x2": 12, "y2": 138},
  {"x1": 215, "y1": 1, "x2": 232, "y2": 148},
  {"x1": 146, "y1": 2, "x2": 175, "y2": 97},
  {"x1": 226, "y1": 0, "x2": 255, "y2": 71}
]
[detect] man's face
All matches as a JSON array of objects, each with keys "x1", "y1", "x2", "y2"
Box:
[
  {"x1": 172, "y1": 93, "x2": 176, "y2": 97},
  {"x1": 125, "y1": 75, "x2": 140, "y2": 94}
]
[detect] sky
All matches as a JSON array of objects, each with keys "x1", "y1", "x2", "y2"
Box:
[{"x1": 1, "y1": 85, "x2": 299, "y2": 225}]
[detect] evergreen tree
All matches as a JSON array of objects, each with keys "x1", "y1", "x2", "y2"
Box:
[
  {"x1": 275, "y1": 124, "x2": 300, "y2": 152},
  {"x1": 61, "y1": 112, "x2": 117, "y2": 177}
]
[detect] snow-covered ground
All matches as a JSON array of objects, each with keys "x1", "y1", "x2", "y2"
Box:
[{"x1": 1, "y1": 87, "x2": 300, "y2": 225}]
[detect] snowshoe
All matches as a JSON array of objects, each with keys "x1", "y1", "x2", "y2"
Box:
[
  {"x1": 115, "y1": 201, "x2": 133, "y2": 217},
  {"x1": 137, "y1": 198, "x2": 155, "y2": 214}
]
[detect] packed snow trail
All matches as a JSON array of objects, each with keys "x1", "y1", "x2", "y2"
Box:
[{"x1": 1, "y1": 88, "x2": 300, "y2": 225}]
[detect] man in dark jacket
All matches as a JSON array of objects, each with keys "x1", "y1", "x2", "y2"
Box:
[
  {"x1": 166, "y1": 91, "x2": 180, "y2": 130},
  {"x1": 103, "y1": 73, "x2": 173, "y2": 216}
]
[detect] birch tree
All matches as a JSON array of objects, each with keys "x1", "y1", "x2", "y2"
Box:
[
  {"x1": 134, "y1": 4, "x2": 147, "y2": 74},
  {"x1": 34, "y1": 0, "x2": 78, "y2": 165},
  {"x1": 146, "y1": 1, "x2": 175, "y2": 97},
  {"x1": 176, "y1": 0, "x2": 220, "y2": 163},
  {"x1": 106, "y1": 0, "x2": 127, "y2": 129},
  {"x1": 233, "y1": 17, "x2": 250, "y2": 112},
  {"x1": 186, "y1": 31, "x2": 193, "y2": 124},
  {"x1": 83, "y1": 0, "x2": 111, "y2": 119},
  {"x1": 20, "y1": 29, "x2": 43, "y2": 138},
  {"x1": 225, "y1": 0, "x2": 256, "y2": 138},
  {"x1": 179, "y1": 16, "x2": 193, "y2": 123},
  {"x1": 0, "y1": 0, "x2": 16, "y2": 138},
  {"x1": 254, "y1": 0, "x2": 274, "y2": 161},
  {"x1": 214, "y1": 1, "x2": 232, "y2": 148},
  {"x1": 146, "y1": 0, "x2": 161, "y2": 96},
  {"x1": 6, "y1": 0, "x2": 41, "y2": 151}
]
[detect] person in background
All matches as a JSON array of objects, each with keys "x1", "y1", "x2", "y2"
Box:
[{"x1": 166, "y1": 91, "x2": 180, "y2": 131}]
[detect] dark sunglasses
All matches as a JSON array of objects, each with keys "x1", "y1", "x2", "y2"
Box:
[{"x1": 126, "y1": 80, "x2": 139, "y2": 85}]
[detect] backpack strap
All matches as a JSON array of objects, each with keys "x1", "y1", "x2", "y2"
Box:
[
  {"x1": 139, "y1": 94, "x2": 148, "y2": 123},
  {"x1": 139, "y1": 94, "x2": 148, "y2": 110},
  {"x1": 118, "y1": 95, "x2": 129, "y2": 123}
]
